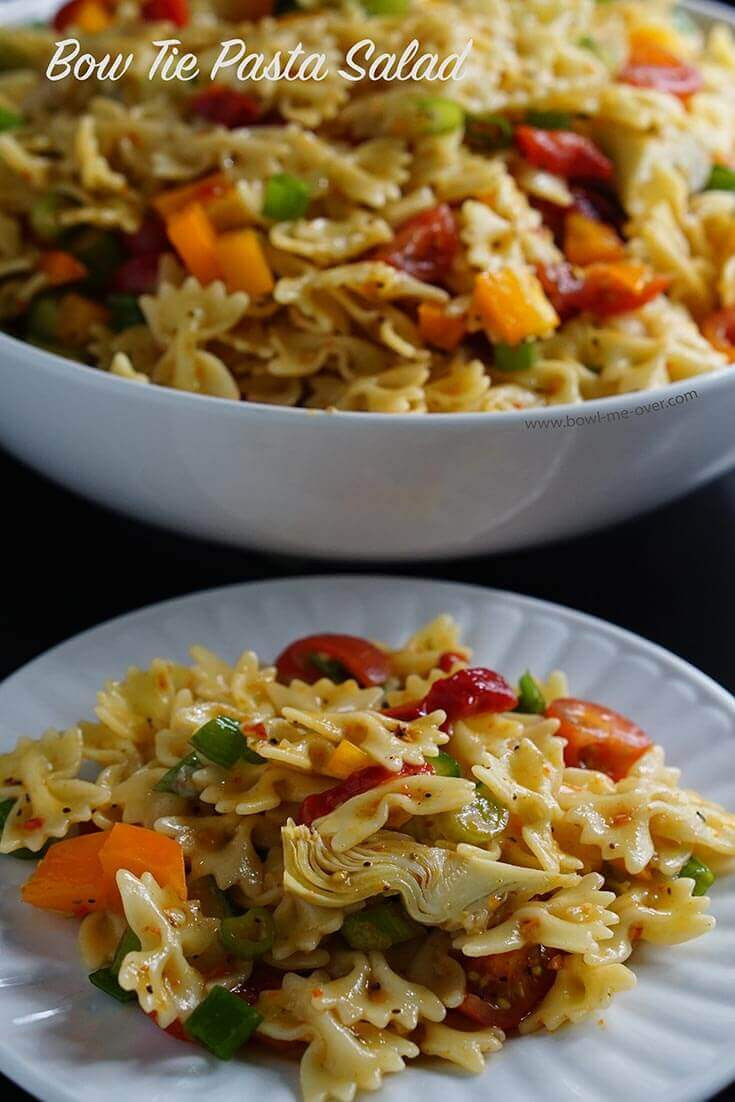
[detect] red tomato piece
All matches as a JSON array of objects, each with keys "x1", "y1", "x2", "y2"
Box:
[
  {"x1": 190, "y1": 88, "x2": 262, "y2": 129},
  {"x1": 701, "y1": 305, "x2": 735, "y2": 361},
  {"x1": 141, "y1": 0, "x2": 188, "y2": 25},
  {"x1": 275, "y1": 633, "x2": 391, "y2": 687},
  {"x1": 438, "y1": 651, "x2": 466, "y2": 673},
  {"x1": 456, "y1": 946, "x2": 559, "y2": 1032},
  {"x1": 298, "y1": 762, "x2": 432, "y2": 827},
  {"x1": 516, "y1": 126, "x2": 613, "y2": 182},
  {"x1": 112, "y1": 253, "x2": 160, "y2": 294},
  {"x1": 580, "y1": 262, "x2": 670, "y2": 317},
  {"x1": 384, "y1": 667, "x2": 518, "y2": 728},
  {"x1": 546, "y1": 697, "x2": 652, "y2": 780},
  {"x1": 536, "y1": 261, "x2": 588, "y2": 321},
  {"x1": 619, "y1": 61, "x2": 702, "y2": 98},
  {"x1": 372, "y1": 204, "x2": 459, "y2": 285}
]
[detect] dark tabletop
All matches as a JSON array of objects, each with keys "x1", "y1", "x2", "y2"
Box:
[{"x1": 1, "y1": 443, "x2": 734, "y2": 1101}]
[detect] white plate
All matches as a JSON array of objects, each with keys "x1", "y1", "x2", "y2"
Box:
[{"x1": 0, "y1": 576, "x2": 733, "y2": 1102}]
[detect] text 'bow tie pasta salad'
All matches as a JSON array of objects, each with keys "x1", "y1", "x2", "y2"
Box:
[
  {"x1": 2, "y1": 617, "x2": 735, "y2": 1099},
  {"x1": 1, "y1": 0, "x2": 735, "y2": 411}
]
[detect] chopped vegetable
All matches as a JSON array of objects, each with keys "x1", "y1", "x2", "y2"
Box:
[
  {"x1": 342, "y1": 901, "x2": 421, "y2": 950},
  {"x1": 53, "y1": 0, "x2": 112, "y2": 32},
  {"x1": 493, "y1": 340, "x2": 538, "y2": 372},
  {"x1": 275, "y1": 633, "x2": 391, "y2": 688},
  {"x1": 536, "y1": 260, "x2": 588, "y2": 320},
  {"x1": 413, "y1": 97, "x2": 464, "y2": 135},
  {"x1": 153, "y1": 751, "x2": 201, "y2": 796},
  {"x1": 701, "y1": 305, "x2": 735, "y2": 360},
  {"x1": 26, "y1": 295, "x2": 60, "y2": 344},
  {"x1": 141, "y1": 0, "x2": 189, "y2": 25},
  {"x1": 458, "y1": 945, "x2": 557, "y2": 1032},
  {"x1": 436, "y1": 783, "x2": 508, "y2": 844},
  {"x1": 184, "y1": 985, "x2": 262, "y2": 1059},
  {"x1": 112, "y1": 925, "x2": 142, "y2": 971},
  {"x1": 581, "y1": 261, "x2": 669, "y2": 316},
  {"x1": 191, "y1": 88, "x2": 261, "y2": 129},
  {"x1": 563, "y1": 211, "x2": 625, "y2": 266},
  {"x1": 706, "y1": 164, "x2": 735, "y2": 192},
  {"x1": 263, "y1": 173, "x2": 311, "y2": 221},
  {"x1": 218, "y1": 907, "x2": 274, "y2": 958},
  {"x1": 214, "y1": 229, "x2": 274, "y2": 296},
  {"x1": 39, "y1": 251, "x2": 87, "y2": 287},
  {"x1": 190, "y1": 875, "x2": 237, "y2": 918},
  {"x1": 191, "y1": 715, "x2": 266, "y2": 768},
  {"x1": 89, "y1": 966, "x2": 136, "y2": 1002},
  {"x1": 417, "y1": 303, "x2": 467, "y2": 350},
  {"x1": 464, "y1": 112, "x2": 513, "y2": 152},
  {"x1": 166, "y1": 202, "x2": 221, "y2": 285},
  {"x1": 299, "y1": 762, "x2": 432, "y2": 827},
  {"x1": 384, "y1": 667, "x2": 519, "y2": 727},
  {"x1": 516, "y1": 125, "x2": 614, "y2": 181},
  {"x1": 525, "y1": 109, "x2": 573, "y2": 130},
  {"x1": 152, "y1": 173, "x2": 232, "y2": 220},
  {"x1": 21, "y1": 830, "x2": 109, "y2": 915},
  {"x1": 64, "y1": 227, "x2": 123, "y2": 290},
  {"x1": 472, "y1": 268, "x2": 559, "y2": 345},
  {"x1": 98, "y1": 822, "x2": 187, "y2": 910},
  {"x1": 431, "y1": 751, "x2": 461, "y2": 778},
  {"x1": 29, "y1": 193, "x2": 70, "y2": 242},
  {"x1": 325, "y1": 740, "x2": 372, "y2": 779},
  {"x1": 107, "y1": 292, "x2": 145, "y2": 332},
  {"x1": 0, "y1": 106, "x2": 22, "y2": 132},
  {"x1": 55, "y1": 292, "x2": 109, "y2": 346},
  {"x1": 619, "y1": 39, "x2": 702, "y2": 98},
  {"x1": 362, "y1": 0, "x2": 410, "y2": 13},
  {"x1": 372, "y1": 204, "x2": 458, "y2": 285},
  {"x1": 124, "y1": 214, "x2": 169, "y2": 256},
  {"x1": 516, "y1": 672, "x2": 546, "y2": 715},
  {"x1": 678, "y1": 856, "x2": 715, "y2": 897},
  {"x1": 112, "y1": 254, "x2": 160, "y2": 296},
  {"x1": 546, "y1": 697, "x2": 652, "y2": 781}
]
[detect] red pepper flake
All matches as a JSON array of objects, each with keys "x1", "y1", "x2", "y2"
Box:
[{"x1": 24, "y1": 817, "x2": 44, "y2": 831}]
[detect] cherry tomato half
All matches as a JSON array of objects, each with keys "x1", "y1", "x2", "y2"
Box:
[
  {"x1": 456, "y1": 945, "x2": 559, "y2": 1032},
  {"x1": 275, "y1": 633, "x2": 391, "y2": 687},
  {"x1": 372, "y1": 204, "x2": 459, "y2": 285},
  {"x1": 298, "y1": 762, "x2": 432, "y2": 826},
  {"x1": 515, "y1": 127, "x2": 613, "y2": 182},
  {"x1": 384, "y1": 667, "x2": 518, "y2": 728},
  {"x1": 546, "y1": 697, "x2": 652, "y2": 780}
]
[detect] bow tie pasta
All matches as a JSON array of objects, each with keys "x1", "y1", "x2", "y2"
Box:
[{"x1": 5, "y1": 614, "x2": 735, "y2": 1102}]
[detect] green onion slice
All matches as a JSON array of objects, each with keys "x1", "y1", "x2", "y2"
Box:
[
  {"x1": 218, "y1": 907, "x2": 274, "y2": 959},
  {"x1": 191, "y1": 876, "x2": 238, "y2": 919},
  {"x1": 706, "y1": 164, "x2": 735, "y2": 192},
  {"x1": 414, "y1": 97, "x2": 464, "y2": 136},
  {"x1": 678, "y1": 856, "x2": 715, "y2": 897},
  {"x1": 184, "y1": 985, "x2": 262, "y2": 1059},
  {"x1": 262, "y1": 173, "x2": 311, "y2": 221},
  {"x1": 431, "y1": 751, "x2": 462, "y2": 778},
  {"x1": 361, "y1": 0, "x2": 410, "y2": 12},
  {"x1": 525, "y1": 109, "x2": 573, "y2": 130},
  {"x1": 191, "y1": 716, "x2": 265, "y2": 769},
  {"x1": 154, "y1": 751, "x2": 201, "y2": 796},
  {"x1": 437, "y1": 783, "x2": 509, "y2": 845},
  {"x1": 494, "y1": 340, "x2": 538, "y2": 372},
  {"x1": 517, "y1": 672, "x2": 546, "y2": 715},
  {"x1": 464, "y1": 112, "x2": 513, "y2": 152},
  {"x1": 342, "y1": 901, "x2": 421, "y2": 951},
  {"x1": 0, "y1": 106, "x2": 22, "y2": 132}
]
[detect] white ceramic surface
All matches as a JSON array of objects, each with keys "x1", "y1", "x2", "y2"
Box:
[
  {"x1": 1, "y1": 2, "x2": 735, "y2": 559},
  {"x1": 0, "y1": 575, "x2": 734, "y2": 1102}
]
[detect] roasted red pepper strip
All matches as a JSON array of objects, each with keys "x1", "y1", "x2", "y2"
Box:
[
  {"x1": 141, "y1": 0, "x2": 189, "y2": 26},
  {"x1": 455, "y1": 946, "x2": 559, "y2": 1032},
  {"x1": 384, "y1": 667, "x2": 518, "y2": 728},
  {"x1": 372, "y1": 203, "x2": 459, "y2": 285},
  {"x1": 275, "y1": 633, "x2": 391, "y2": 687},
  {"x1": 299, "y1": 762, "x2": 432, "y2": 826},
  {"x1": 516, "y1": 126, "x2": 613, "y2": 182},
  {"x1": 547, "y1": 697, "x2": 652, "y2": 781},
  {"x1": 190, "y1": 88, "x2": 262, "y2": 129},
  {"x1": 701, "y1": 305, "x2": 735, "y2": 361}
]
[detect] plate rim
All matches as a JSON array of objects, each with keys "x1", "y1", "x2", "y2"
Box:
[{"x1": 0, "y1": 573, "x2": 733, "y2": 1102}]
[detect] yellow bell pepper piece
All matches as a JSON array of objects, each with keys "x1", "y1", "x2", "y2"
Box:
[
  {"x1": 325, "y1": 740, "x2": 371, "y2": 779},
  {"x1": 563, "y1": 212, "x2": 625, "y2": 267},
  {"x1": 166, "y1": 201, "x2": 222, "y2": 285},
  {"x1": 214, "y1": 229, "x2": 274, "y2": 297},
  {"x1": 472, "y1": 268, "x2": 559, "y2": 345}
]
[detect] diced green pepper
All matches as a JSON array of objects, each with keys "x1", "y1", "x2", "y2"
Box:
[
  {"x1": 0, "y1": 107, "x2": 22, "y2": 132},
  {"x1": 107, "y1": 292, "x2": 145, "y2": 332},
  {"x1": 184, "y1": 985, "x2": 262, "y2": 1059},
  {"x1": 191, "y1": 716, "x2": 265, "y2": 768},
  {"x1": 26, "y1": 294, "x2": 59, "y2": 344},
  {"x1": 432, "y1": 751, "x2": 462, "y2": 778},
  {"x1": 494, "y1": 340, "x2": 538, "y2": 372},
  {"x1": 706, "y1": 165, "x2": 735, "y2": 192},
  {"x1": 465, "y1": 112, "x2": 513, "y2": 152},
  {"x1": 263, "y1": 173, "x2": 311, "y2": 221},
  {"x1": 111, "y1": 926, "x2": 142, "y2": 973},
  {"x1": 89, "y1": 967, "x2": 136, "y2": 1002},
  {"x1": 191, "y1": 876, "x2": 238, "y2": 919},
  {"x1": 218, "y1": 907, "x2": 274, "y2": 958},
  {"x1": 153, "y1": 751, "x2": 201, "y2": 797},
  {"x1": 525, "y1": 109, "x2": 573, "y2": 130},
  {"x1": 436, "y1": 783, "x2": 509, "y2": 844},
  {"x1": 516, "y1": 672, "x2": 546, "y2": 715},
  {"x1": 342, "y1": 900, "x2": 421, "y2": 951},
  {"x1": 678, "y1": 856, "x2": 715, "y2": 897},
  {"x1": 362, "y1": 0, "x2": 410, "y2": 12},
  {"x1": 414, "y1": 97, "x2": 464, "y2": 136}
]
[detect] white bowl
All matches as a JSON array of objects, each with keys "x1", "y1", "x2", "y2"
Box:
[{"x1": 1, "y1": 0, "x2": 734, "y2": 561}]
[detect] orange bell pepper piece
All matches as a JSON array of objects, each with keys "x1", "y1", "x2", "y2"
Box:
[
  {"x1": 99, "y1": 822, "x2": 186, "y2": 911},
  {"x1": 418, "y1": 303, "x2": 467, "y2": 351},
  {"x1": 39, "y1": 251, "x2": 88, "y2": 287},
  {"x1": 166, "y1": 201, "x2": 222, "y2": 285},
  {"x1": 214, "y1": 228, "x2": 274, "y2": 296},
  {"x1": 22, "y1": 831, "x2": 109, "y2": 916},
  {"x1": 563, "y1": 212, "x2": 625, "y2": 267},
  {"x1": 152, "y1": 172, "x2": 233, "y2": 221},
  {"x1": 472, "y1": 268, "x2": 559, "y2": 345}
]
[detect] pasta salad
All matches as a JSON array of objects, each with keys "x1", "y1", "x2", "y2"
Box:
[
  {"x1": 2, "y1": 615, "x2": 734, "y2": 1100},
  {"x1": 0, "y1": 0, "x2": 735, "y2": 410}
]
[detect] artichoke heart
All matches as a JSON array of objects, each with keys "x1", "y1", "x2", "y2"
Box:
[{"x1": 282, "y1": 822, "x2": 575, "y2": 925}]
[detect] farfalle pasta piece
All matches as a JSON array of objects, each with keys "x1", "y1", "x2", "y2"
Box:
[
  {"x1": 198, "y1": 762, "x2": 331, "y2": 817},
  {"x1": 314, "y1": 773, "x2": 476, "y2": 852},
  {"x1": 116, "y1": 870, "x2": 219, "y2": 1028},
  {"x1": 282, "y1": 823, "x2": 575, "y2": 923},
  {"x1": 402, "y1": 931, "x2": 467, "y2": 1009},
  {"x1": 92, "y1": 761, "x2": 188, "y2": 831},
  {"x1": 272, "y1": 892, "x2": 346, "y2": 960},
  {"x1": 0, "y1": 728, "x2": 109, "y2": 853},
  {"x1": 316, "y1": 950, "x2": 445, "y2": 1031},
  {"x1": 141, "y1": 277, "x2": 248, "y2": 345},
  {"x1": 420, "y1": 1022, "x2": 503, "y2": 1073},
  {"x1": 156, "y1": 813, "x2": 264, "y2": 899},
  {"x1": 95, "y1": 660, "x2": 193, "y2": 754},
  {"x1": 520, "y1": 957, "x2": 636, "y2": 1034},
  {"x1": 281, "y1": 708, "x2": 449, "y2": 772}
]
